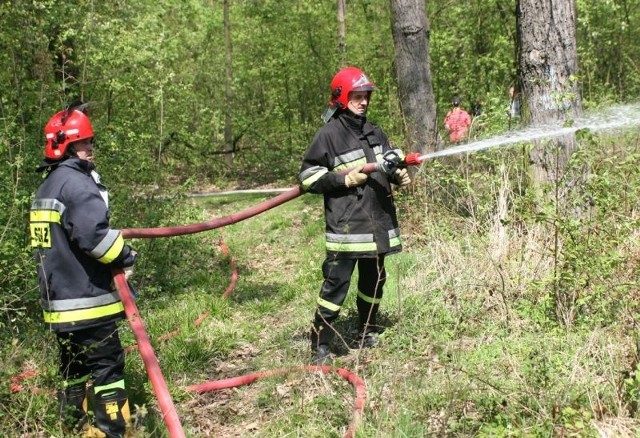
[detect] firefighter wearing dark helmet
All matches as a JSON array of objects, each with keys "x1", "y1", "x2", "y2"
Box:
[
  {"x1": 299, "y1": 67, "x2": 411, "y2": 365},
  {"x1": 30, "y1": 105, "x2": 137, "y2": 437}
]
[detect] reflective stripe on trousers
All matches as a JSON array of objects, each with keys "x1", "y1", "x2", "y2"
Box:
[{"x1": 314, "y1": 255, "x2": 386, "y2": 345}]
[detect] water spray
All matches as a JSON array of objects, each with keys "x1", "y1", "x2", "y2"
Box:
[{"x1": 407, "y1": 103, "x2": 640, "y2": 165}]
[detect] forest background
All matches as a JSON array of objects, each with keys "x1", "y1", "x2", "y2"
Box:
[{"x1": 2, "y1": 0, "x2": 640, "y2": 436}]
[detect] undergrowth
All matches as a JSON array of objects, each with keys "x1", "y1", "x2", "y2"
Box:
[{"x1": 2, "y1": 129, "x2": 640, "y2": 437}]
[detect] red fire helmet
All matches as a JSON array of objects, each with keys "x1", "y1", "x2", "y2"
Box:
[
  {"x1": 44, "y1": 108, "x2": 94, "y2": 160},
  {"x1": 329, "y1": 66, "x2": 376, "y2": 110}
]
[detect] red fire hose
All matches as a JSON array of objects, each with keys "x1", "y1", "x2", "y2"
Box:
[
  {"x1": 186, "y1": 366, "x2": 366, "y2": 438},
  {"x1": 113, "y1": 269, "x2": 367, "y2": 438},
  {"x1": 119, "y1": 156, "x2": 423, "y2": 239},
  {"x1": 15, "y1": 155, "x2": 425, "y2": 434},
  {"x1": 113, "y1": 269, "x2": 187, "y2": 437},
  {"x1": 114, "y1": 156, "x2": 428, "y2": 436},
  {"x1": 121, "y1": 187, "x2": 305, "y2": 239},
  {"x1": 218, "y1": 237, "x2": 238, "y2": 298}
]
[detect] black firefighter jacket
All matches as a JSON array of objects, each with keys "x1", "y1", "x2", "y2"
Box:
[
  {"x1": 30, "y1": 158, "x2": 135, "y2": 332},
  {"x1": 299, "y1": 111, "x2": 403, "y2": 259}
]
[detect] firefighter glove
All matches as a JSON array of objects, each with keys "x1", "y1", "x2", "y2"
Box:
[
  {"x1": 111, "y1": 246, "x2": 137, "y2": 268},
  {"x1": 393, "y1": 168, "x2": 411, "y2": 187},
  {"x1": 345, "y1": 166, "x2": 368, "y2": 188}
]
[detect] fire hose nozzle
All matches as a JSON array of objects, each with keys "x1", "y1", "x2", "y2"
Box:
[
  {"x1": 404, "y1": 153, "x2": 422, "y2": 166},
  {"x1": 375, "y1": 151, "x2": 423, "y2": 176}
]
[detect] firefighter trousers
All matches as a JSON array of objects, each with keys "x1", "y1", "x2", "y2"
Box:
[
  {"x1": 312, "y1": 255, "x2": 386, "y2": 348},
  {"x1": 56, "y1": 322, "x2": 126, "y2": 388},
  {"x1": 56, "y1": 322, "x2": 131, "y2": 437}
]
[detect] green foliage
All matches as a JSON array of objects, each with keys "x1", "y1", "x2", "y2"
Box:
[
  {"x1": 429, "y1": 0, "x2": 517, "y2": 138},
  {"x1": 2, "y1": 0, "x2": 640, "y2": 436},
  {"x1": 577, "y1": 0, "x2": 640, "y2": 104},
  {"x1": 528, "y1": 132, "x2": 640, "y2": 326}
]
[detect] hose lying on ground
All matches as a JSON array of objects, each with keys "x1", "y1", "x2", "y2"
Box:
[
  {"x1": 113, "y1": 268, "x2": 367, "y2": 438},
  {"x1": 116, "y1": 179, "x2": 377, "y2": 436}
]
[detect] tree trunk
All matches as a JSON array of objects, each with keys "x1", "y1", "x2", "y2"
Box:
[
  {"x1": 223, "y1": 0, "x2": 234, "y2": 167},
  {"x1": 390, "y1": 0, "x2": 437, "y2": 153},
  {"x1": 517, "y1": 0, "x2": 585, "y2": 327},
  {"x1": 517, "y1": 0, "x2": 583, "y2": 182}
]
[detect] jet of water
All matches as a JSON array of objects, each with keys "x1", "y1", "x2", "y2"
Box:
[{"x1": 419, "y1": 103, "x2": 640, "y2": 162}]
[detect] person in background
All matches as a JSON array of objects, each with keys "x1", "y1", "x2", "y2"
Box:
[
  {"x1": 30, "y1": 104, "x2": 137, "y2": 437},
  {"x1": 299, "y1": 66, "x2": 411, "y2": 365},
  {"x1": 444, "y1": 96, "x2": 472, "y2": 143},
  {"x1": 471, "y1": 100, "x2": 483, "y2": 118}
]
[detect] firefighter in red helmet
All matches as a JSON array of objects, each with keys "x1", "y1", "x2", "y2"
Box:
[
  {"x1": 299, "y1": 67, "x2": 411, "y2": 364},
  {"x1": 31, "y1": 104, "x2": 137, "y2": 437}
]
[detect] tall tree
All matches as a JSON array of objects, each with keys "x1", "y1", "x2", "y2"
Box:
[
  {"x1": 390, "y1": 0, "x2": 437, "y2": 153},
  {"x1": 517, "y1": 0, "x2": 585, "y2": 327},
  {"x1": 517, "y1": 0, "x2": 583, "y2": 183}
]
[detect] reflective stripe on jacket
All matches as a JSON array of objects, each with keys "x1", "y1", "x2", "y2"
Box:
[
  {"x1": 31, "y1": 158, "x2": 127, "y2": 332},
  {"x1": 298, "y1": 112, "x2": 402, "y2": 258}
]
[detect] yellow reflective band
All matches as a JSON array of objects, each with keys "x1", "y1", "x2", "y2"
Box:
[
  {"x1": 326, "y1": 241, "x2": 377, "y2": 252},
  {"x1": 389, "y1": 236, "x2": 402, "y2": 247},
  {"x1": 43, "y1": 301, "x2": 124, "y2": 324},
  {"x1": 317, "y1": 297, "x2": 341, "y2": 312},
  {"x1": 94, "y1": 379, "x2": 125, "y2": 393},
  {"x1": 334, "y1": 158, "x2": 367, "y2": 172},
  {"x1": 97, "y1": 234, "x2": 125, "y2": 264},
  {"x1": 30, "y1": 210, "x2": 61, "y2": 223},
  {"x1": 358, "y1": 290, "x2": 382, "y2": 304},
  {"x1": 301, "y1": 169, "x2": 329, "y2": 190}
]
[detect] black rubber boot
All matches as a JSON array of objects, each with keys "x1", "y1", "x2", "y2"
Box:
[
  {"x1": 357, "y1": 305, "x2": 380, "y2": 348},
  {"x1": 92, "y1": 387, "x2": 131, "y2": 438},
  {"x1": 58, "y1": 383, "x2": 88, "y2": 432},
  {"x1": 311, "y1": 314, "x2": 335, "y2": 347},
  {"x1": 357, "y1": 301, "x2": 379, "y2": 333},
  {"x1": 358, "y1": 331, "x2": 379, "y2": 348},
  {"x1": 310, "y1": 321, "x2": 334, "y2": 365},
  {"x1": 312, "y1": 344, "x2": 332, "y2": 365}
]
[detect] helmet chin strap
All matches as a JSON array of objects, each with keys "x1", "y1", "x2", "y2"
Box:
[{"x1": 321, "y1": 106, "x2": 337, "y2": 123}]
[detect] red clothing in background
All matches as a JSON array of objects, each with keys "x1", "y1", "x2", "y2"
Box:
[{"x1": 444, "y1": 108, "x2": 471, "y2": 143}]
